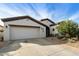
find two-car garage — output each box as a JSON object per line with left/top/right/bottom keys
{"left": 9, "top": 25, "right": 40, "bottom": 40}
{"left": 2, "top": 16, "right": 50, "bottom": 41}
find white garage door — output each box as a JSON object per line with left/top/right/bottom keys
{"left": 10, "top": 26, "right": 40, "bottom": 40}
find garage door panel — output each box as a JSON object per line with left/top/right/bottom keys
{"left": 10, "top": 26, "right": 40, "bottom": 40}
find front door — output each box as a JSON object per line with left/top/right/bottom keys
{"left": 46, "top": 27, "right": 50, "bottom": 37}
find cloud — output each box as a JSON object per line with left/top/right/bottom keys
{"left": 30, "top": 4, "right": 49, "bottom": 19}
{"left": 0, "top": 4, "right": 26, "bottom": 18}
{"left": 0, "top": 4, "right": 42, "bottom": 20}
{"left": 69, "top": 12, "right": 79, "bottom": 20}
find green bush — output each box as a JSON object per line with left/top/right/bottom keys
{"left": 57, "top": 20, "right": 78, "bottom": 41}
{"left": 76, "top": 28, "right": 79, "bottom": 40}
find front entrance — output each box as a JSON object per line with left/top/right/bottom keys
{"left": 46, "top": 27, "right": 50, "bottom": 37}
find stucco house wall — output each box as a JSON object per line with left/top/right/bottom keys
{"left": 50, "top": 25, "right": 59, "bottom": 35}
{"left": 3, "top": 18, "right": 46, "bottom": 41}
{"left": 41, "top": 20, "right": 53, "bottom": 27}
{"left": 41, "top": 19, "right": 56, "bottom": 35}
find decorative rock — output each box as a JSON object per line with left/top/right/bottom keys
{"left": 68, "top": 38, "right": 76, "bottom": 43}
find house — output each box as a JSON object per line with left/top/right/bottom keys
{"left": 40, "top": 18, "right": 56, "bottom": 35}
{"left": 50, "top": 21, "right": 65, "bottom": 35}
{"left": 1, "top": 16, "right": 50, "bottom": 41}
{"left": 0, "top": 25, "right": 4, "bottom": 41}
{"left": 50, "top": 24, "right": 59, "bottom": 35}
{"left": 0, "top": 25, "right": 4, "bottom": 32}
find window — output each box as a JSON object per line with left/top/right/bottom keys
{"left": 52, "top": 28, "right": 55, "bottom": 31}
{"left": 6, "top": 25, "right": 8, "bottom": 28}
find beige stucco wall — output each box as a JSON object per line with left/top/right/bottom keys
{"left": 41, "top": 20, "right": 52, "bottom": 27}
{"left": 41, "top": 20, "right": 53, "bottom": 34}
{"left": 3, "top": 18, "right": 46, "bottom": 41}
{"left": 50, "top": 25, "right": 59, "bottom": 35}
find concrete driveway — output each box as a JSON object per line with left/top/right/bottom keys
{"left": 0, "top": 37, "right": 79, "bottom": 56}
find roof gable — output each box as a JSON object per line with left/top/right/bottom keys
{"left": 50, "top": 24, "right": 56, "bottom": 26}
{"left": 1, "top": 16, "right": 48, "bottom": 27}
{"left": 41, "top": 18, "right": 55, "bottom": 24}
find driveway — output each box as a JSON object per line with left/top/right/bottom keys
{"left": 0, "top": 37, "right": 79, "bottom": 56}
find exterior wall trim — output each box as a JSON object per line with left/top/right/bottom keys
{"left": 41, "top": 18, "right": 55, "bottom": 24}
{"left": 9, "top": 24, "right": 40, "bottom": 28}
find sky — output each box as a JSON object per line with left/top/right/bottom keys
{"left": 0, "top": 3, "right": 79, "bottom": 26}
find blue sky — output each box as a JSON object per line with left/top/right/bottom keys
{"left": 0, "top": 3, "right": 79, "bottom": 25}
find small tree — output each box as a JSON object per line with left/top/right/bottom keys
{"left": 76, "top": 28, "right": 79, "bottom": 39}
{"left": 57, "top": 20, "right": 78, "bottom": 39}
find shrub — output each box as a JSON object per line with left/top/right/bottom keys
{"left": 57, "top": 20, "right": 78, "bottom": 42}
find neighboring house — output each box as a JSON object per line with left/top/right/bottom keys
{"left": 0, "top": 25, "right": 4, "bottom": 41}
{"left": 1, "top": 16, "right": 50, "bottom": 41}
{"left": 0, "top": 25, "right": 4, "bottom": 32}
{"left": 40, "top": 18, "right": 56, "bottom": 35}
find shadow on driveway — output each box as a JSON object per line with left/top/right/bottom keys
{"left": 0, "top": 41, "right": 21, "bottom": 53}
{"left": 23, "top": 37, "right": 68, "bottom": 46}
